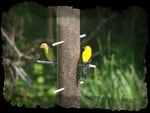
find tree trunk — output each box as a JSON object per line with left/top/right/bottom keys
{"left": 47, "top": 7, "right": 54, "bottom": 43}
{"left": 56, "top": 6, "right": 80, "bottom": 108}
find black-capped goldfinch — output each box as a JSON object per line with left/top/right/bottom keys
{"left": 81, "top": 45, "right": 92, "bottom": 77}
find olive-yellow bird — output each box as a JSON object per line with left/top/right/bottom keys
{"left": 82, "top": 45, "right": 92, "bottom": 76}
{"left": 40, "top": 43, "right": 55, "bottom": 61}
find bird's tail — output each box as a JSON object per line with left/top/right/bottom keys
{"left": 83, "top": 65, "right": 87, "bottom": 75}
{"left": 82, "top": 62, "right": 88, "bottom": 79}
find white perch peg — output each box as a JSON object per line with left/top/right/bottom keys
{"left": 80, "top": 81, "right": 84, "bottom": 84}
{"left": 37, "top": 60, "right": 55, "bottom": 64}
{"left": 54, "top": 88, "right": 65, "bottom": 94}
{"left": 88, "top": 64, "right": 96, "bottom": 68}
{"left": 80, "top": 34, "right": 86, "bottom": 38}
{"left": 52, "top": 41, "right": 64, "bottom": 46}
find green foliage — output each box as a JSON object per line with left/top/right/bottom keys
{"left": 2, "top": 2, "right": 57, "bottom": 108}
{"left": 80, "top": 32, "right": 147, "bottom": 110}
{"left": 33, "top": 64, "right": 43, "bottom": 74}
{"left": 2, "top": 3, "right": 148, "bottom": 110}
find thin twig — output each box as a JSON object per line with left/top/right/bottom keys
{"left": 1, "top": 27, "right": 32, "bottom": 59}
{"left": 3, "top": 57, "right": 44, "bottom": 103}
{"left": 82, "top": 14, "right": 117, "bottom": 45}
{"left": 92, "top": 51, "right": 100, "bottom": 58}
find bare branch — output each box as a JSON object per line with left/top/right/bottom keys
{"left": 12, "top": 63, "right": 32, "bottom": 87}
{"left": 1, "top": 27, "right": 32, "bottom": 59}
{"left": 82, "top": 14, "right": 117, "bottom": 45}
{"left": 1, "top": 27, "right": 23, "bottom": 57}
{"left": 3, "top": 57, "right": 32, "bottom": 88}
{"left": 92, "top": 51, "right": 100, "bottom": 58}
{"left": 2, "top": 57, "right": 18, "bottom": 89}
{"left": 3, "top": 57, "right": 42, "bottom": 101}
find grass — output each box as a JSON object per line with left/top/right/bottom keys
{"left": 80, "top": 32, "right": 148, "bottom": 111}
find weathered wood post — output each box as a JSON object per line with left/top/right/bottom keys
{"left": 56, "top": 6, "right": 80, "bottom": 108}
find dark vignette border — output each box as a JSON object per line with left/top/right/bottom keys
{"left": 0, "top": 0, "right": 150, "bottom": 113}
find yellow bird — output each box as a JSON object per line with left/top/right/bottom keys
{"left": 40, "top": 43, "right": 55, "bottom": 61}
{"left": 82, "top": 45, "right": 92, "bottom": 63}
{"left": 81, "top": 45, "right": 92, "bottom": 77}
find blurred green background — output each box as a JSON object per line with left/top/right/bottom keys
{"left": 2, "top": 2, "right": 148, "bottom": 110}
{"left": 2, "top": 2, "right": 57, "bottom": 108}
{"left": 80, "top": 7, "right": 148, "bottom": 110}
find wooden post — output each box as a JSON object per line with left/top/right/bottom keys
{"left": 56, "top": 6, "right": 80, "bottom": 108}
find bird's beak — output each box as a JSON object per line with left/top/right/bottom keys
{"left": 40, "top": 44, "right": 43, "bottom": 48}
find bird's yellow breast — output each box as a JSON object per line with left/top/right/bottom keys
{"left": 82, "top": 46, "right": 92, "bottom": 63}
{"left": 40, "top": 43, "right": 55, "bottom": 61}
